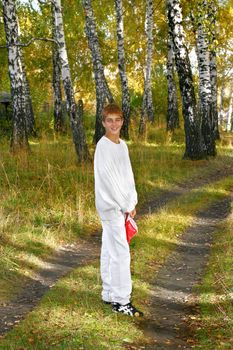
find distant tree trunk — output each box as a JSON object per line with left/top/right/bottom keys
{"left": 210, "top": 50, "right": 219, "bottom": 139}
{"left": 219, "top": 83, "right": 226, "bottom": 127}
{"left": 166, "top": 31, "right": 179, "bottom": 132}
{"left": 53, "top": 0, "right": 90, "bottom": 162}
{"left": 226, "top": 86, "right": 233, "bottom": 132}
{"left": 2, "top": 0, "right": 29, "bottom": 153}
{"left": 23, "top": 73, "right": 35, "bottom": 136}
{"left": 115, "top": 0, "right": 130, "bottom": 140}
{"left": 52, "top": 5, "right": 64, "bottom": 133}
{"left": 196, "top": 1, "right": 216, "bottom": 156}
{"left": 167, "top": 0, "right": 205, "bottom": 160}
{"left": 82, "top": 0, "right": 114, "bottom": 143}
{"left": 208, "top": 0, "right": 220, "bottom": 139}
{"left": 139, "top": 0, "right": 154, "bottom": 136}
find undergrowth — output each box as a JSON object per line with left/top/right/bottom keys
{"left": 0, "top": 126, "right": 233, "bottom": 349}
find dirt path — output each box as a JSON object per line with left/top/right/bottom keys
{"left": 0, "top": 240, "right": 100, "bottom": 334}
{"left": 135, "top": 195, "right": 232, "bottom": 350}
{"left": 0, "top": 164, "right": 233, "bottom": 340}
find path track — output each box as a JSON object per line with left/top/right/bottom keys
{"left": 136, "top": 195, "right": 232, "bottom": 350}
{"left": 0, "top": 164, "right": 233, "bottom": 346}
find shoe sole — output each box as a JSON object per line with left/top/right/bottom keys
{"left": 112, "top": 309, "right": 143, "bottom": 317}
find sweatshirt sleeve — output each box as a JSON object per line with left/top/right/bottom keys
{"left": 94, "top": 141, "right": 137, "bottom": 214}
{"left": 123, "top": 146, "right": 138, "bottom": 212}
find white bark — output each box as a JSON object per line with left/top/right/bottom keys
{"left": 208, "top": 0, "right": 219, "bottom": 139}
{"left": 53, "top": 0, "right": 89, "bottom": 161}
{"left": 115, "top": 0, "right": 130, "bottom": 139}
{"left": 141, "top": 0, "right": 154, "bottom": 129}
{"left": 167, "top": 0, "right": 205, "bottom": 159}
{"left": 82, "top": 0, "right": 114, "bottom": 143}
{"left": 210, "top": 50, "right": 219, "bottom": 136}
{"left": 54, "top": 0, "right": 70, "bottom": 86}
{"left": 17, "top": 17, "right": 35, "bottom": 136}
{"left": 166, "top": 31, "right": 179, "bottom": 131}
{"left": 2, "top": 0, "right": 29, "bottom": 152}
{"left": 52, "top": 4, "right": 63, "bottom": 132}
{"left": 196, "top": 25, "right": 211, "bottom": 111}
{"left": 226, "top": 86, "right": 233, "bottom": 132}
{"left": 218, "top": 83, "right": 226, "bottom": 126}
{"left": 52, "top": 43, "right": 63, "bottom": 132}
{"left": 196, "top": 0, "right": 216, "bottom": 155}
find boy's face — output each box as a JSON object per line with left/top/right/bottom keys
{"left": 102, "top": 113, "right": 123, "bottom": 137}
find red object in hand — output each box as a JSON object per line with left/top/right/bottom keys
{"left": 125, "top": 214, "right": 138, "bottom": 243}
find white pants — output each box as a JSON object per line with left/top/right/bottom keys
{"left": 100, "top": 214, "right": 132, "bottom": 305}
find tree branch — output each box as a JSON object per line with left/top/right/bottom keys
{"left": 38, "top": 0, "right": 55, "bottom": 5}
{"left": 38, "top": 0, "right": 50, "bottom": 4}
{"left": 0, "top": 37, "right": 58, "bottom": 49}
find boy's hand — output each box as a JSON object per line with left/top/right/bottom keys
{"left": 129, "top": 208, "right": 136, "bottom": 218}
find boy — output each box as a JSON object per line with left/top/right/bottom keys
{"left": 94, "top": 103, "right": 143, "bottom": 317}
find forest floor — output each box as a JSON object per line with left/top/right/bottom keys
{"left": 0, "top": 162, "right": 233, "bottom": 349}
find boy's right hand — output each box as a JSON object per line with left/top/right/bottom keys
{"left": 129, "top": 208, "right": 136, "bottom": 218}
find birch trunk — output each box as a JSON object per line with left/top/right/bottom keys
{"left": 208, "top": 0, "right": 219, "bottom": 139}
{"left": 115, "top": 0, "right": 130, "bottom": 140}
{"left": 52, "top": 44, "right": 64, "bottom": 132}
{"left": 210, "top": 50, "right": 219, "bottom": 139}
{"left": 226, "top": 86, "right": 233, "bottom": 132}
{"left": 167, "top": 0, "right": 205, "bottom": 160}
{"left": 139, "top": 0, "right": 154, "bottom": 135}
{"left": 2, "top": 0, "right": 29, "bottom": 153}
{"left": 53, "top": 0, "right": 89, "bottom": 161}
{"left": 23, "top": 73, "right": 35, "bottom": 135}
{"left": 82, "top": 0, "right": 114, "bottom": 143}
{"left": 166, "top": 31, "right": 179, "bottom": 131}
{"left": 17, "top": 19, "right": 35, "bottom": 136}
{"left": 218, "top": 83, "right": 225, "bottom": 127}
{"left": 196, "top": 2, "right": 216, "bottom": 156}
{"left": 52, "top": 5, "right": 64, "bottom": 133}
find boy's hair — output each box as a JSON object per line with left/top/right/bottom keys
{"left": 102, "top": 103, "right": 123, "bottom": 121}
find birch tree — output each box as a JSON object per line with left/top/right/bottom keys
{"left": 167, "top": 0, "right": 205, "bottom": 160}
{"left": 17, "top": 16, "right": 35, "bottom": 137}
{"left": 2, "top": 0, "right": 29, "bottom": 153}
{"left": 226, "top": 85, "right": 233, "bottom": 132}
{"left": 23, "top": 72, "right": 35, "bottom": 135}
{"left": 208, "top": 0, "right": 219, "bottom": 139}
{"left": 166, "top": 31, "right": 179, "bottom": 132}
{"left": 53, "top": 0, "right": 89, "bottom": 161}
{"left": 218, "top": 83, "right": 226, "bottom": 127}
{"left": 210, "top": 50, "right": 219, "bottom": 139}
{"left": 196, "top": 0, "right": 216, "bottom": 156}
{"left": 139, "top": 0, "right": 154, "bottom": 136}
{"left": 82, "top": 0, "right": 114, "bottom": 143}
{"left": 115, "top": 0, "right": 130, "bottom": 140}
{"left": 52, "top": 4, "right": 63, "bottom": 132}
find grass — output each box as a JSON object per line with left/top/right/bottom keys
{"left": 0, "top": 127, "right": 233, "bottom": 348}
{"left": 0, "top": 170, "right": 233, "bottom": 349}
{"left": 191, "top": 212, "right": 233, "bottom": 350}
{"left": 0, "top": 136, "right": 98, "bottom": 299}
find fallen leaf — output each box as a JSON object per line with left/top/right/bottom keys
{"left": 186, "top": 338, "right": 195, "bottom": 344}
{"left": 123, "top": 338, "right": 133, "bottom": 343}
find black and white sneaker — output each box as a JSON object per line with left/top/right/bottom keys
{"left": 112, "top": 302, "right": 143, "bottom": 317}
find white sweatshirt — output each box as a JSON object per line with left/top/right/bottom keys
{"left": 94, "top": 136, "right": 138, "bottom": 220}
